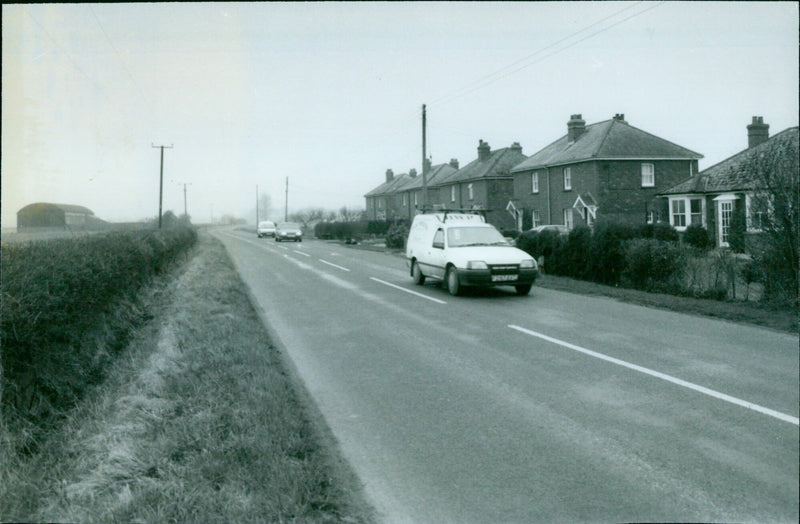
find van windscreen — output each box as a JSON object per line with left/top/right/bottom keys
{"left": 447, "top": 227, "right": 508, "bottom": 247}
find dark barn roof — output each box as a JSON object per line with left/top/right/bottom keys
{"left": 18, "top": 202, "right": 94, "bottom": 215}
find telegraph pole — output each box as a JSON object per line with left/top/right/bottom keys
{"left": 256, "top": 184, "right": 260, "bottom": 224}
{"left": 152, "top": 144, "right": 173, "bottom": 229}
{"left": 183, "top": 183, "right": 188, "bottom": 217}
{"left": 284, "top": 177, "right": 288, "bottom": 221}
{"left": 422, "top": 104, "right": 428, "bottom": 209}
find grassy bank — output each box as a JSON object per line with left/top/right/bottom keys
{"left": 1, "top": 231, "right": 374, "bottom": 522}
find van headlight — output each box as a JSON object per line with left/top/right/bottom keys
{"left": 520, "top": 258, "right": 537, "bottom": 269}
{"left": 467, "top": 261, "right": 488, "bottom": 270}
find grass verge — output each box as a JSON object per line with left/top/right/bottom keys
{"left": 1, "top": 231, "right": 375, "bottom": 522}
{"left": 535, "top": 273, "right": 797, "bottom": 333}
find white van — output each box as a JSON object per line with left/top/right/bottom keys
{"left": 405, "top": 212, "right": 538, "bottom": 296}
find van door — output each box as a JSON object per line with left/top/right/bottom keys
{"left": 428, "top": 228, "right": 447, "bottom": 279}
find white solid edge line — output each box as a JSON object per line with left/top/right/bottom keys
{"left": 293, "top": 250, "right": 311, "bottom": 257}
{"left": 370, "top": 277, "right": 447, "bottom": 305}
{"left": 319, "top": 259, "right": 350, "bottom": 272}
{"left": 508, "top": 324, "right": 799, "bottom": 426}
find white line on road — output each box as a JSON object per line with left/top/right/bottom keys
{"left": 319, "top": 259, "right": 350, "bottom": 272}
{"left": 294, "top": 250, "right": 310, "bottom": 257}
{"left": 370, "top": 277, "right": 447, "bottom": 305}
{"left": 508, "top": 324, "right": 799, "bottom": 426}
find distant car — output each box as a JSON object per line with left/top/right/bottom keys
{"left": 528, "top": 224, "right": 570, "bottom": 235}
{"left": 275, "top": 222, "right": 303, "bottom": 242}
{"left": 257, "top": 221, "right": 276, "bottom": 238}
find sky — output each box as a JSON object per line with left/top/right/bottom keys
{"left": 2, "top": 1, "right": 798, "bottom": 226}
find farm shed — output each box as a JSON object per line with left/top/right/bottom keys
{"left": 17, "top": 203, "right": 100, "bottom": 230}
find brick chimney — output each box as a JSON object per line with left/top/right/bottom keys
{"left": 477, "top": 140, "right": 491, "bottom": 161}
{"left": 409, "top": 168, "right": 417, "bottom": 178}
{"left": 385, "top": 169, "right": 394, "bottom": 183}
{"left": 567, "top": 114, "right": 586, "bottom": 142}
{"left": 449, "top": 158, "right": 459, "bottom": 169}
{"left": 613, "top": 113, "right": 627, "bottom": 123}
{"left": 509, "top": 142, "right": 523, "bottom": 154}
{"left": 747, "top": 116, "right": 769, "bottom": 148}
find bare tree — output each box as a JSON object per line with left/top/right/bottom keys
{"left": 742, "top": 129, "right": 799, "bottom": 306}
{"left": 338, "top": 206, "right": 365, "bottom": 222}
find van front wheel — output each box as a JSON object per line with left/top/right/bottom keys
{"left": 412, "top": 261, "right": 425, "bottom": 285}
{"left": 446, "top": 267, "right": 461, "bottom": 296}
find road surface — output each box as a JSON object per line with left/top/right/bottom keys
{"left": 213, "top": 230, "right": 798, "bottom": 523}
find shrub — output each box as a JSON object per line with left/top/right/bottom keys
{"left": 683, "top": 224, "right": 712, "bottom": 251}
{"left": 564, "top": 226, "right": 592, "bottom": 279}
{"left": 637, "top": 223, "right": 679, "bottom": 242}
{"left": 385, "top": 222, "right": 409, "bottom": 249}
{"left": 588, "top": 221, "right": 636, "bottom": 285}
{"left": 622, "top": 238, "right": 684, "bottom": 292}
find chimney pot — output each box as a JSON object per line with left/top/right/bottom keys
{"left": 747, "top": 116, "right": 769, "bottom": 148}
{"left": 510, "top": 142, "right": 522, "bottom": 153}
{"left": 613, "top": 113, "right": 626, "bottom": 122}
{"left": 449, "top": 158, "right": 459, "bottom": 170}
{"left": 477, "top": 140, "right": 491, "bottom": 161}
{"left": 567, "top": 114, "right": 586, "bottom": 142}
{"left": 385, "top": 169, "right": 394, "bottom": 183}
{"left": 409, "top": 168, "right": 417, "bottom": 178}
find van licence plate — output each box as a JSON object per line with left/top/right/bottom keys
{"left": 492, "top": 274, "right": 518, "bottom": 282}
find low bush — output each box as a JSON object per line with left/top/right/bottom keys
{"left": 683, "top": 224, "right": 712, "bottom": 251}
{"left": 588, "top": 220, "right": 636, "bottom": 285}
{"left": 1, "top": 225, "right": 197, "bottom": 439}
{"left": 637, "top": 222, "right": 679, "bottom": 242}
{"left": 622, "top": 238, "right": 685, "bottom": 292}
{"left": 385, "top": 222, "right": 409, "bottom": 249}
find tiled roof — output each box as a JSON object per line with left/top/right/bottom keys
{"left": 434, "top": 145, "right": 527, "bottom": 186}
{"left": 364, "top": 172, "right": 412, "bottom": 197}
{"left": 660, "top": 126, "right": 799, "bottom": 195}
{"left": 401, "top": 163, "right": 458, "bottom": 191}
{"left": 511, "top": 118, "right": 702, "bottom": 173}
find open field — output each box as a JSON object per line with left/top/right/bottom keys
{"left": 1, "top": 231, "right": 375, "bottom": 522}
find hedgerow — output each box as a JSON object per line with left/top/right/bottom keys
{"left": 1, "top": 225, "right": 197, "bottom": 444}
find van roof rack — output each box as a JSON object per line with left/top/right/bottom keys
{"left": 416, "top": 206, "right": 492, "bottom": 222}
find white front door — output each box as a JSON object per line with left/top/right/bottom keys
{"left": 718, "top": 200, "right": 733, "bottom": 247}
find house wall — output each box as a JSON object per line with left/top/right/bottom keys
{"left": 598, "top": 159, "right": 696, "bottom": 225}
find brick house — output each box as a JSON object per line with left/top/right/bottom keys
{"left": 509, "top": 114, "right": 703, "bottom": 231}
{"left": 429, "top": 140, "right": 527, "bottom": 231}
{"left": 659, "top": 118, "right": 799, "bottom": 248}
{"left": 364, "top": 170, "right": 413, "bottom": 220}
{"left": 364, "top": 161, "right": 460, "bottom": 221}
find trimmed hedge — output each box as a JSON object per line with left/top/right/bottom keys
{"left": 1, "top": 226, "right": 197, "bottom": 434}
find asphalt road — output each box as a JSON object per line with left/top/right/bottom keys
{"left": 213, "top": 229, "right": 799, "bottom": 523}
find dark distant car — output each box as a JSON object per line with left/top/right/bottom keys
{"left": 257, "top": 221, "right": 276, "bottom": 238}
{"left": 528, "top": 224, "right": 570, "bottom": 235}
{"left": 275, "top": 222, "right": 303, "bottom": 242}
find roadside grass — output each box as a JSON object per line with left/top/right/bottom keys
{"left": 1, "top": 232, "right": 375, "bottom": 523}
{"left": 535, "top": 272, "right": 798, "bottom": 333}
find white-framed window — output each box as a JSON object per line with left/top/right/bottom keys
{"left": 414, "top": 192, "right": 418, "bottom": 206}
{"left": 468, "top": 183, "right": 474, "bottom": 200}
{"left": 378, "top": 199, "right": 383, "bottom": 209}
{"left": 450, "top": 185, "right": 456, "bottom": 202}
{"left": 563, "top": 208, "right": 573, "bottom": 229}
{"left": 641, "top": 163, "right": 655, "bottom": 187}
{"left": 532, "top": 210, "right": 540, "bottom": 228}
{"left": 669, "top": 196, "right": 705, "bottom": 231}
{"left": 746, "top": 192, "right": 770, "bottom": 231}
{"left": 647, "top": 210, "right": 657, "bottom": 224}
{"left": 719, "top": 200, "right": 733, "bottom": 246}
{"left": 563, "top": 167, "right": 572, "bottom": 191}
{"left": 531, "top": 172, "right": 539, "bottom": 193}
{"left": 403, "top": 193, "right": 407, "bottom": 206}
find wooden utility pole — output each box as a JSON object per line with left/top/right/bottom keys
{"left": 183, "top": 183, "right": 188, "bottom": 217}
{"left": 422, "top": 104, "right": 428, "bottom": 209}
{"left": 152, "top": 144, "right": 173, "bottom": 229}
{"left": 256, "top": 184, "right": 259, "bottom": 224}
{"left": 284, "top": 177, "right": 289, "bottom": 221}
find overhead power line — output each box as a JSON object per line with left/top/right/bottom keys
{"left": 429, "top": 1, "right": 665, "bottom": 108}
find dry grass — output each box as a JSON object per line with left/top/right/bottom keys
{"left": 1, "top": 232, "right": 374, "bottom": 523}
